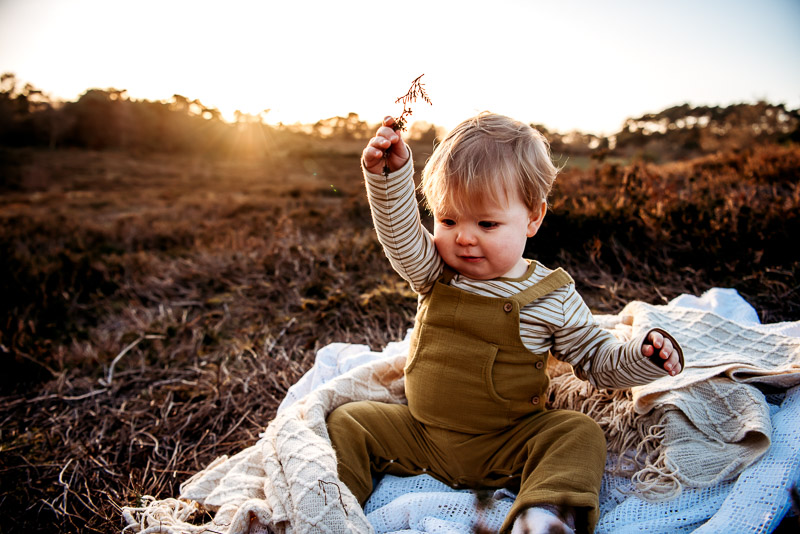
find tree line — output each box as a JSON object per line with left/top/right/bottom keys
{"left": 1, "top": 73, "right": 797, "bottom": 161}
{"left": 536, "top": 102, "right": 799, "bottom": 162}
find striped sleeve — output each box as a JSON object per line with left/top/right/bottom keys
{"left": 548, "top": 285, "right": 673, "bottom": 389}
{"left": 363, "top": 155, "right": 442, "bottom": 295}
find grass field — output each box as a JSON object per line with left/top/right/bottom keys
{"left": 0, "top": 141, "right": 798, "bottom": 532}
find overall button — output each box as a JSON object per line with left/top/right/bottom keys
{"left": 535, "top": 361, "right": 544, "bottom": 370}
{"left": 530, "top": 395, "right": 540, "bottom": 405}
{"left": 503, "top": 302, "right": 513, "bottom": 313}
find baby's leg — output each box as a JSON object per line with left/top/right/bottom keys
{"left": 326, "top": 400, "right": 438, "bottom": 505}
{"left": 503, "top": 409, "right": 606, "bottom": 533}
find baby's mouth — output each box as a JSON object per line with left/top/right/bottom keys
{"left": 459, "top": 255, "right": 484, "bottom": 263}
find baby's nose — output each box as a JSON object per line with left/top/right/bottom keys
{"left": 456, "top": 230, "right": 477, "bottom": 246}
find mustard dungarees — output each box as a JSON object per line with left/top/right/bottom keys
{"left": 327, "top": 267, "right": 607, "bottom": 533}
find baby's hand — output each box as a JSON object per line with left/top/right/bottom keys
{"left": 642, "top": 330, "right": 682, "bottom": 376}
{"left": 362, "top": 116, "right": 410, "bottom": 175}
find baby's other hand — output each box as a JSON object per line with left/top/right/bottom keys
{"left": 362, "top": 116, "right": 409, "bottom": 175}
{"left": 642, "top": 330, "right": 682, "bottom": 376}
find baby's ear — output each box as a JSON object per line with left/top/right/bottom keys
{"left": 526, "top": 201, "right": 547, "bottom": 238}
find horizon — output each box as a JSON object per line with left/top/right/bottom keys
{"left": 3, "top": 73, "right": 794, "bottom": 139}
{"left": 1, "top": 0, "right": 799, "bottom": 136}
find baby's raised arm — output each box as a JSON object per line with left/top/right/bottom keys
{"left": 362, "top": 116, "right": 410, "bottom": 174}
{"left": 360, "top": 116, "right": 443, "bottom": 295}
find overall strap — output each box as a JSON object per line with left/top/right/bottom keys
{"left": 441, "top": 264, "right": 458, "bottom": 285}
{"left": 512, "top": 268, "right": 574, "bottom": 307}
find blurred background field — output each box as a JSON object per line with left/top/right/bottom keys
{"left": 1, "top": 80, "right": 799, "bottom": 532}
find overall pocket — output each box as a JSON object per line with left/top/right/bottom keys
{"left": 488, "top": 349, "right": 549, "bottom": 405}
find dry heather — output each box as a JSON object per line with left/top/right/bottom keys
{"left": 0, "top": 142, "right": 798, "bottom": 532}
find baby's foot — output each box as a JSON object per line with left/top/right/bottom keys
{"left": 511, "top": 506, "right": 575, "bottom": 534}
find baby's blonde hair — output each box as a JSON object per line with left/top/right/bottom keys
{"left": 420, "top": 112, "right": 558, "bottom": 215}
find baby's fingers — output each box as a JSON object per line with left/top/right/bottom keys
{"left": 662, "top": 342, "right": 681, "bottom": 375}
{"left": 664, "top": 352, "right": 682, "bottom": 376}
{"left": 362, "top": 132, "right": 395, "bottom": 167}
{"left": 362, "top": 116, "right": 409, "bottom": 174}
{"left": 643, "top": 331, "right": 682, "bottom": 376}
{"left": 382, "top": 115, "right": 397, "bottom": 129}
{"left": 659, "top": 337, "right": 674, "bottom": 358}
{"left": 362, "top": 144, "right": 384, "bottom": 171}
{"left": 366, "top": 136, "right": 388, "bottom": 157}
{"left": 369, "top": 132, "right": 398, "bottom": 151}
{"left": 376, "top": 125, "right": 400, "bottom": 140}
{"left": 642, "top": 331, "right": 661, "bottom": 357}
{"left": 648, "top": 330, "right": 664, "bottom": 349}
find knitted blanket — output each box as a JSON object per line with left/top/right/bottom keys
{"left": 123, "top": 353, "right": 408, "bottom": 534}
{"left": 549, "top": 298, "right": 800, "bottom": 500}
{"left": 122, "top": 290, "right": 800, "bottom": 533}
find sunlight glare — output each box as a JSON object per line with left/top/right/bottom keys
{"left": 0, "top": 0, "right": 798, "bottom": 134}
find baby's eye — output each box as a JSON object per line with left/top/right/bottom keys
{"left": 440, "top": 218, "right": 456, "bottom": 227}
{"left": 479, "top": 221, "right": 499, "bottom": 229}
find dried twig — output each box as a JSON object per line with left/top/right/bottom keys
{"left": 383, "top": 73, "right": 433, "bottom": 176}
{"left": 392, "top": 73, "right": 432, "bottom": 132}
{"left": 100, "top": 334, "right": 165, "bottom": 387}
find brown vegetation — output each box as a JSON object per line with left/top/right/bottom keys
{"left": 0, "top": 143, "right": 424, "bottom": 532}
{"left": 0, "top": 76, "right": 799, "bottom": 532}
{"left": 1, "top": 139, "right": 797, "bottom": 532}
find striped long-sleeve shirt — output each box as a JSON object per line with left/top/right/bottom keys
{"left": 365, "top": 157, "right": 675, "bottom": 390}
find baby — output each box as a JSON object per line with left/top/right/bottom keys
{"left": 326, "top": 113, "right": 683, "bottom": 533}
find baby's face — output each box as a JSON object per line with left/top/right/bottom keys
{"left": 432, "top": 191, "right": 540, "bottom": 280}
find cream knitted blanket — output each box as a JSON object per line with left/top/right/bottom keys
{"left": 122, "top": 297, "right": 800, "bottom": 533}
{"left": 549, "top": 299, "right": 800, "bottom": 500}
{"left": 123, "top": 353, "right": 408, "bottom": 534}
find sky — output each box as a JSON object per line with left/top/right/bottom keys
{"left": 1, "top": 0, "right": 799, "bottom": 135}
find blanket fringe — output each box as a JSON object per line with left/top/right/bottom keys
{"left": 630, "top": 420, "right": 683, "bottom": 501}
{"left": 547, "top": 373, "right": 677, "bottom": 499}
{"left": 121, "top": 495, "right": 207, "bottom": 533}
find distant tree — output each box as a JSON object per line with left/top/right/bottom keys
{"left": 614, "top": 102, "right": 800, "bottom": 159}
{"left": 311, "top": 113, "right": 370, "bottom": 140}
{"left": 66, "top": 88, "right": 129, "bottom": 149}
{"left": 532, "top": 123, "right": 607, "bottom": 158}
{"left": 170, "top": 94, "right": 191, "bottom": 114}
{"left": 407, "top": 121, "right": 439, "bottom": 146}
{"left": 2, "top": 73, "right": 798, "bottom": 163}
{"left": 0, "top": 73, "right": 26, "bottom": 143}
{"left": 0, "top": 73, "right": 59, "bottom": 146}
